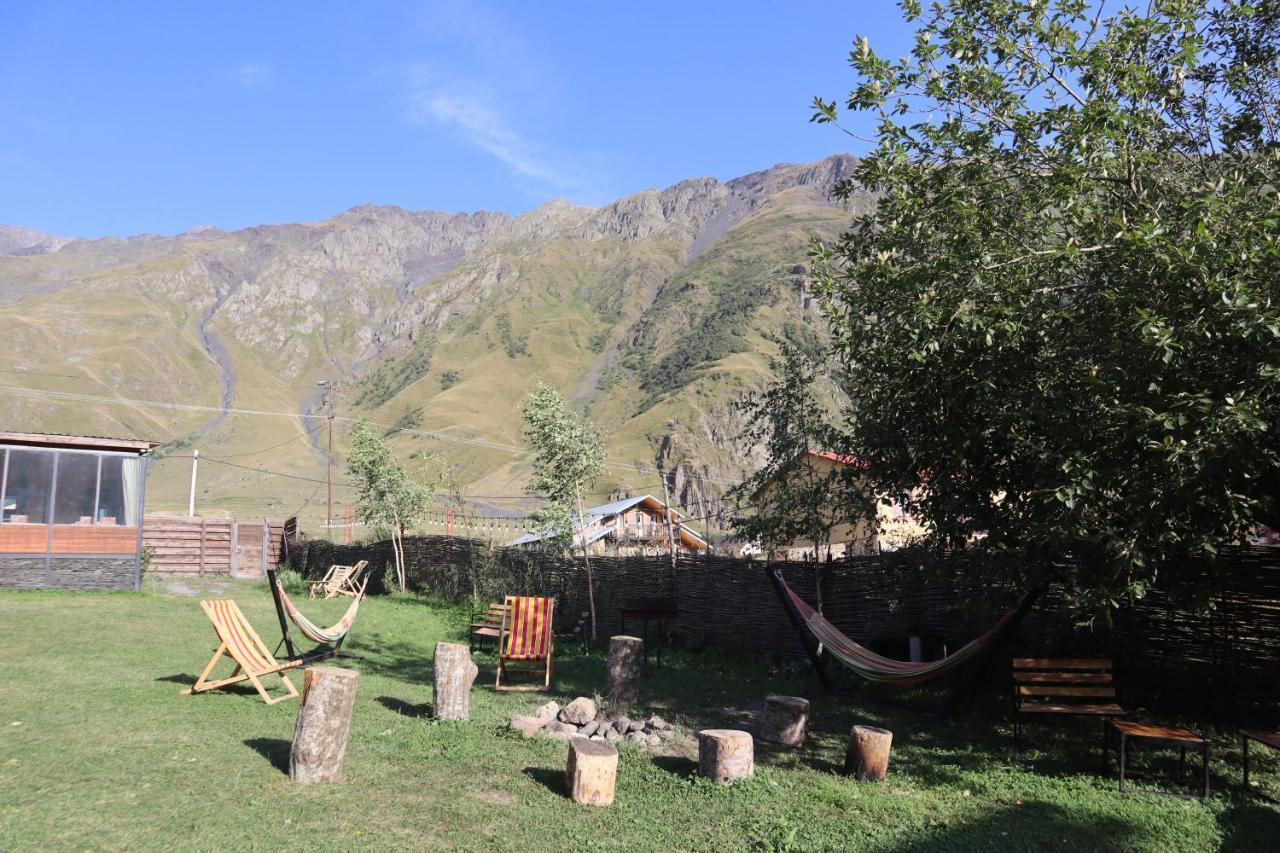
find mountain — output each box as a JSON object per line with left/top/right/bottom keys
{"left": 0, "top": 154, "right": 870, "bottom": 534}
{"left": 0, "top": 225, "right": 73, "bottom": 256}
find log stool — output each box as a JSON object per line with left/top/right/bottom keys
{"left": 606, "top": 635, "right": 644, "bottom": 706}
{"left": 759, "top": 695, "right": 810, "bottom": 747}
{"left": 433, "top": 642, "right": 478, "bottom": 721}
{"left": 698, "top": 729, "right": 754, "bottom": 784}
{"left": 844, "top": 725, "right": 893, "bottom": 781}
{"left": 566, "top": 736, "right": 619, "bottom": 806}
{"left": 290, "top": 667, "right": 359, "bottom": 783}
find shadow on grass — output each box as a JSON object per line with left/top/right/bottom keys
{"left": 1218, "top": 800, "right": 1280, "bottom": 852}
{"left": 886, "top": 799, "right": 1142, "bottom": 852}
{"left": 244, "top": 737, "right": 291, "bottom": 775}
{"left": 521, "top": 766, "right": 564, "bottom": 797}
{"left": 155, "top": 673, "right": 196, "bottom": 685}
{"left": 377, "top": 696, "right": 433, "bottom": 718}
{"left": 650, "top": 754, "right": 697, "bottom": 779}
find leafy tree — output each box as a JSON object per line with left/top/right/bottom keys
{"left": 729, "top": 343, "right": 871, "bottom": 564}
{"left": 812, "top": 0, "right": 1280, "bottom": 609}
{"left": 521, "top": 381, "right": 607, "bottom": 637}
{"left": 347, "top": 422, "right": 443, "bottom": 592}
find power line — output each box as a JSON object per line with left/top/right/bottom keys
{"left": 0, "top": 381, "right": 750, "bottom": 486}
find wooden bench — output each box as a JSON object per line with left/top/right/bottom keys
{"left": 469, "top": 602, "right": 509, "bottom": 652}
{"left": 1012, "top": 658, "right": 1126, "bottom": 743}
{"left": 1241, "top": 729, "right": 1280, "bottom": 791}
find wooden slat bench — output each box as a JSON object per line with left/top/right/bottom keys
{"left": 470, "top": 602, "right": 509, "bottom": 652}
{"left": 1241, "top": 729, "right": 1280, "bottom": 792}
{"left": 1013, "top": 658, "right": 1126, "bottom": 743}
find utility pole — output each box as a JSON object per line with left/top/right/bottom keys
{"left": 317, "top": 379, "right": 335, "bottom": 533}
{"left": 661, "top": 474, "right": 678, "bottom": 571}
{"left": 187, "top": 449, "right": 199, "bottom": 517}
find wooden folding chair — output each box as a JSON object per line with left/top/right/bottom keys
{"left": 182, "top": 599, "right": 301, "bottom": 705}
{"left": 307, "top": 560, "right": 369, "bottom": 599}
{"left": 495, "top": 595, "right": 555, "bottom": 692}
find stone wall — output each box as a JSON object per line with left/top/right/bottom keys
{"left": 0, "top": 557, "right": 138, "bottom": 590}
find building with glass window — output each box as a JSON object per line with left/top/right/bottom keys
{"left": 0, "top": 432, "right": 157, "bottom": 590}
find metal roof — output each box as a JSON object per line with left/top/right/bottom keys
{"left": 0, "top": 431, "right": 160, "bottom": 453}
{"left": 507, "top": 494, "right": 706, "bottom": 548}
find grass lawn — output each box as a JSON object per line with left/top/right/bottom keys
{"left": 1, "top": 582, "right": 1277, "bottom": 851}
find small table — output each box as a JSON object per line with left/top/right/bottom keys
{"left": 619, "top": 597, "right": 678, "bottom": 667}
{"left": 1106, "top": 720, "right": 1209, "bottom": 800}
{"left": 1241, "top": 730, "right": 1280, "bottom": 791}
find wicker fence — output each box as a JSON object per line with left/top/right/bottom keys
{"left": 289, "top": 534, "right": 1280, "bottom": 722}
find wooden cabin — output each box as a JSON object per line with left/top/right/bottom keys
{"left": 0, "top": 432, "right": 157, "bottom": 590}
{"left": 509, "top": 494, "right": 708, "bottom": 556}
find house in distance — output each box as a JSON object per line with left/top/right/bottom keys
{"left": 509, "top": 494, "right": 708, "bottom": 556}
{"left": 0, "top": 432, "right": 158, "bottom": 590}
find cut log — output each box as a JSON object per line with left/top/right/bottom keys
{"left": 844, "top": 725, "right": 893, "bottom": 782}
{"left": 565, "top": 736, "right": 619, "bottom": 806}
{"left": 290, "top": 667, "right": 359, "bottom": 783}
{"left": 759, "top": 695, "right": 810, "bottom": 747}
{"left": 697, "top": 729, "right": 754, "bottom": 784}
{"left": 606, "top": 635, "right": 644, "bottom": 706}
{"left": 432, "top": 642, "right": 479, "bottom": 721}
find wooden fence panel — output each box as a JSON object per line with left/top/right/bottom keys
{"left": 290, "top": 533, "right": 1280, "bottom": 721}
{"left": 143, "top": 516, "right": 285, "bottom": 577}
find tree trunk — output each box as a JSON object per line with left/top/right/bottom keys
{"left": 606, "top": 635, "right": 644, "bottom": 706}
{"left": 697, "top": 729, "right": 754, "bottom": 784}
{"left": 290, "top": 667, "right": 360, "bottom": 783}
{"left": 575, "top": 486, "right": 598, "bottom": 640}
{"left": 759, "top": 695, "right": 810, "bottom": 747}
{"left": 565, "top": 736, "right": 619, "bottom": 806}
{"left": 844, "top": 725, "right": 893, "bottom": 782}
{"left": 432, "top": 642, "right": 479, "bottom": 720}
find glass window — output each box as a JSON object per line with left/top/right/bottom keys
{"left": 4, "top": 449, "right": 54, "bottom": 524}
{"left": 98, "top": 456, "right": 142, "bottom": 526}
{"left": 53, "top": 453, "right": 99, "bottom": 524}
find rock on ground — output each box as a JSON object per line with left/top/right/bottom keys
{"left": 545, "top": 721, "right": 579, "bottom": 740}
{"left": 560, "top": 697, "right": 598, "bottom": 726}
{"left": 511, "top": 716, "right": 547, "bottom": 738}
{"left": 535, "top": 701, "right": 561, "bottom": 722}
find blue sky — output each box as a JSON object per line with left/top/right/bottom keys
{"left": 0, "top": 2, "right": 912, "bottom": 238}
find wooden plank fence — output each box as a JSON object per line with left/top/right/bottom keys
{"left": 143, "top": 515, "right": 284, "bottom": 578}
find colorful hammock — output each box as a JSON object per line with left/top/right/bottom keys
{"left": 773, "top": 569, "right": 1031, "bottom": 687}
{"left": 267, "top": 567, "right": 370, "bottom": 662}
{"left": 274, "top": 579, "right": 365, "bottom": 644}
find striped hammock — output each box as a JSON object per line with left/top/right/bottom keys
{"left": 274, "top": 578, "right": 365, "bottom": 645}
{"left": 776, "top": 572, "right": 1023, "bottom": 686}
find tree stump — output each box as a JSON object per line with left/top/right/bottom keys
{"left": 566, "top": 736, "right": 619, "bottom": 806}
{"left": 844, "top": 725, "right": 893, "bottom": 781}
{"left": 433, "top": 641, "right": 478, "bottom": 721}
{"left": 697, "top": 729, "right": 754, "bottom": 784}
{"left": 290, "top": 667, "right": 359, "bottom": 784}
{"left": 606, "top": 635, "right": 644, "bottom": 705}
{"left": 759, "top": 695, "right": 810, "bottom": 747}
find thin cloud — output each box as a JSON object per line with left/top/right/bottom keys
{"left": 403, "top": 66, "right": 607, "bottom": 199}
{"left": 232, "top": 64, "right": 270, "bottom": 88}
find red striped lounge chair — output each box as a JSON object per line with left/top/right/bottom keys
{"left": 495, "top": 595, "right": 556, "bottom": 692}
{"left": 182, "top": 599, "right": 301, "bottom": 705}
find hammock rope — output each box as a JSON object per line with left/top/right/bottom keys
{"left": 774, "top": 569, "right": 1028, "bottom": 686}
{"left": 273, "top": 578, "right": 366, "bottom": 646}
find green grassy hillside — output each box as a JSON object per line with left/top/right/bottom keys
{"left": 0, "top": 156, "right": 862, "bottom": 536}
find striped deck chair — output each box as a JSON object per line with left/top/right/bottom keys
{"left": 182, "top": 599, "right": 301, "bottom": 705}
{"left": 495, "top": 595, "right": 556, "bottom": 692}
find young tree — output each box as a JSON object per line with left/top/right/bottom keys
{"left": 812, "top": 1, "right": 1280, "bottom": 609}
{"left": 521, "top": 381, "right": 607, "bottom": 638}
{"left": 346, "top": 422, "right": 441, "bottom": 592}
{"left": 729, "top": 343, "right": 872, "bottom": 564}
